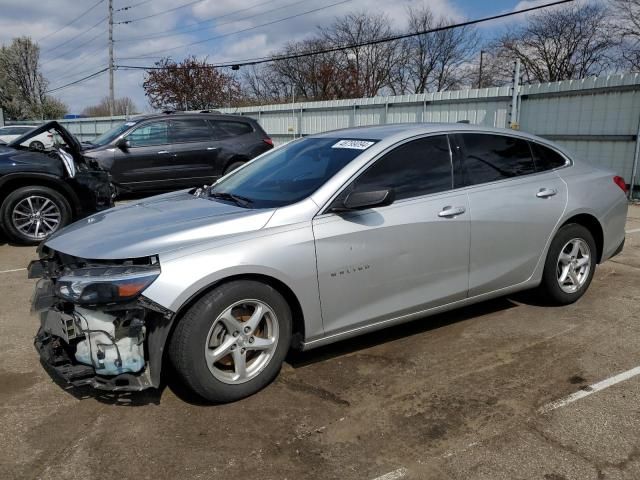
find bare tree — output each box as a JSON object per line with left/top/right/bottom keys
{"left": 611, "top": 0, "right": 640, "bottom": 71}
{"left": 495, "top": 4, "right": 617, "bottom": 83}
{"left": 143, "top": 56, "right": 241, "bottom": 110}
{"left": 392, "top": 7, "right": 478, "bottom": 94}
{"left": 81, "top": 96, "right": 137, "bottom": 117}
{"left": 320, "top": 12, "right": 400, "bottom": 98}
{"left": 0, "top": 37, "right": 67, "bottom": 119}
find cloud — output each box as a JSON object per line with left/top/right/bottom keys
{"left": 1, "top": 0, "right": 468, "bottom": 113}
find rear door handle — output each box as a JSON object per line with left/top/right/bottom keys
{"left": 438, "top": 206, "right": 466, "bottom": 218}
{"left": 206, "top": 147, "right": 218, "bottom": 151}
{"left": 157, "top": 150, "right": 171, "bottom": 154}
{"left": 536, "top": 188, "right": 557, "bottom": 198}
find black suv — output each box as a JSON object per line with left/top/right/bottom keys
{"left": 0, "top": 122, "right": 113, "bottom": 245}
{"left": 81, "top": 111, "right": 273, "bottom": 195}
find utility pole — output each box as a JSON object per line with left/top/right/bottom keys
{"left": 510, "top": 59, "right": 521, "bottom": 130}
{"left": 108, "top": 0, "right": 115, "bottom": 116}
{"left": 478, "top": 50, "right": 485, "bottom": 89}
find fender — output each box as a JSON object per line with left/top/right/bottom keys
{"left": 0, "top": 172, "right": 83, "bottom": 217}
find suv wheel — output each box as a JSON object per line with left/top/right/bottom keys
{"left": 169, "top": 280, "right": 292, "bottom": 403}
{"left": 224, "top": 161, "right": 245, "bottom": 175}
{"left": 539, "top": 223, "right": 597, "bottom": 305}
{"left": 1, "top": 186, "right": 71, "bottom": 245}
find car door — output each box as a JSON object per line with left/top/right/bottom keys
{"left": 167, "top": 118, "right": 220, "bottom": 188}
{"left": 312, "top": 135, "right": 470, "bottom": 336}
{"left": 113, "top": 120, "right": 171, "bottom": 191}
{"left": 453, "top": 132, "right": 568, "bottom": 297}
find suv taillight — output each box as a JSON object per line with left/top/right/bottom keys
{"left": 263, "top": 137, "right": 274, "bottom": 147}
{"left": 613, "top": 176, "right": 627, "bottom": 193}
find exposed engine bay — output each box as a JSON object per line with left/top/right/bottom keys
{"left": 30, "top": 248, "right": 173, "bottom": 391}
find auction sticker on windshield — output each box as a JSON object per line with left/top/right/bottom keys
{"left": 332, "top": 139, "right": 375, "bottom": 150}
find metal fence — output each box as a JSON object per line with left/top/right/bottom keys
{"left": 5, "top": 73, "right": 640, "bottom": 193}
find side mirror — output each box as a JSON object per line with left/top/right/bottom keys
{"left": 333, "top": 188, "right": 395, "bottom": 212}
{"left": 115, "top": 137, "right": 130, "bottom": 151}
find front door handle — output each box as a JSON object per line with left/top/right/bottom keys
{"left": 206, "top": 147, "right": 218, "bottom": 151}
{"left": 157, "top": 150, "right": 171, "bottom": 154}
{"left": 536, "top": 188, "right": 557, "bottom": 198}
{"left": 438, "top": 206, "right": 466, "bottom": 218}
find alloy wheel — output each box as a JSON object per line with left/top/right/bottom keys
{"left": 556, "top": 238, "right": 591, "bottom": 294}
{"left": 205, "top": 299, "right": 279, "bottom": 384}
{"left": 11, "top": 195, "right": 62, "bottom": 240}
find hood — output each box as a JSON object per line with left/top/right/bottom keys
{"left": 44, "top": 190, "right": 276, "bottom": 259}
{"left": 0, "top": 144, "right": 65, "bottom": 174}
{"left": 8, "top": 121, "right": 81, "bottom": 154}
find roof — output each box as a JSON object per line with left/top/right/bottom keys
{"left": 312, "top": 122, "right": 544, "bottom": 142}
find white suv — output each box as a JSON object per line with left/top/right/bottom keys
{"left": 0, "top": 125, "right": 54, "bottom": 150}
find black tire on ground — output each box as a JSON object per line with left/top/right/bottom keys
{"left": 29, "top": 141, "right": 45, "bottom": 151}
{"left": 169, "top": 280, "right": 292, "bottom": 403}
{"left": 539, "top": 223, "right": 597, "bottom": 305}
{"left": 0, "top": 185, "right": 72, "bottom": 245}
{"left": 224, "top": 161, "right": 245, "bottom": 175}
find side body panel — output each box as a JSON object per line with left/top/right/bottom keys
{"left": 465, "top": 171, "right": 568, "bottom": 296}
{"left": 312, "top": 191, "right": 470, "bottom": 336}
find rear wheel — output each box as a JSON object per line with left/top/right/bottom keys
{"left": 0, "top": 186, "right": 71, "bottom": 245}
{"left": 539, "top": 223, "right": 596, "bottom": 305}
{"left": 29, "top": 140, "right": 44, "bottom": 151}
{"left": 169, "top": 280, "right": 292, "bottom": 403}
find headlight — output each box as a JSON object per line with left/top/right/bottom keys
{"left": 55, "top": 265, "right": 160, "bottom": 305}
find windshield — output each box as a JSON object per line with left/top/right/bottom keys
{"left": 90, "top": 121, "right": 136, "bottom": 147}
{"left": 210, "top": 137, "right": 378, "bottom": 208}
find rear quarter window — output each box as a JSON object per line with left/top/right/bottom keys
{"left": 211, "top": 121, "right": 254, "bottom": 139}
{"left": 530, "top": 142, "right": 568, "bottom": 171}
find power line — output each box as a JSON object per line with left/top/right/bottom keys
{"left": 118, "top": 0, "right": 574, "bottom": 70}
{"left": 115, "top": 0, "right": 152, "bottom": 12}
{"left": 119, "top": 0, "right": 354, "bottom": 59}
{"left": 116, "top": 0, "right": 208, "bottom": 24}
{"left": 37, "top": 0, "right": 105, "bottom": 42}
{"left": 41, "top": 28, "right": 107, "bottom": 68}
{"left": 42, "top": 17, "right": 107, "bottom": 55}
{"left": 116, "top": 0, "right": 297, "bottom": 42}
{"left": 45, "top": 68, "right": 109, "bottom": 94}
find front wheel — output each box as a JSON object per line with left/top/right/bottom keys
{"left": 539, "top": 223, "right": 597, "bottom": 305}
{"left": 169, "top": 280, "right": 292, "bottom": 403}
{"left": 0, "top": 186, "right": 72, "bottom": 245}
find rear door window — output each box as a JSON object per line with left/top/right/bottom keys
{"left": 351, "top": 135, "right": 453, "bottom": 200}
{"left": 170, "top": 118, "right": 212, "bottom": 143}
{"left": 459, "top": 133, "right": 536, "bottom": 186}
{"left": 210, "top": 121, "right": 254, "bottom": 139}
{"left": 530, "top": 142, "right": 567, "bottom": 171}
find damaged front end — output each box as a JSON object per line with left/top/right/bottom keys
{"left": 29, "top": 247, "right": 173, "bottom": 392}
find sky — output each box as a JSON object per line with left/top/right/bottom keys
{"left": 0, "top": 0, "right": 561, "bottom": 114}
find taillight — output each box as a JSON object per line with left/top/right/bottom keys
{"left": 47, "top": 134, "right": 53, "bottom": 138}
{"left": 613, "top": 176, "right": 628, "bottom": 193}
{"left": 263, "top": 137, "right": 274, "bottom": 147}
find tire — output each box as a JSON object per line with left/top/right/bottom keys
{"left": 539, "top": 223, "right": 597, "bottom": 305}
{"left": 169, "top": 280, "right": 292, "bottom": 403}
{"left": 224, "top": 161, "right": 245, "bottom": 175}
{"left": 29, "top": 141, "right": 44, "bottom": 151}
{"left": 0, "top": 186, "right": 72, "bottom": 245}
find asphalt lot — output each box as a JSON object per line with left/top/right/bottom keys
{"left": 1, "top": 205, "right": 640, "bottom": 480}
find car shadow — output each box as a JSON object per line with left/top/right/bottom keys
{"left": 286, "top": 295, "right": 521, "bottom": 369}
{"left": 42, "top": 291, "right": 548, "bottom": 406}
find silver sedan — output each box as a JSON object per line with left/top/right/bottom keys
{"left": 31, "top": 123, "right": 629, "bottom": 402}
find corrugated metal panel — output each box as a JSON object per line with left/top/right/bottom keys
{"left": 6, "top": 74, "right": 640, "bottom": 185}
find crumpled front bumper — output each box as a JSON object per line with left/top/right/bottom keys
{"left": 34, "top": 313, "right": 153, "bottom": 392}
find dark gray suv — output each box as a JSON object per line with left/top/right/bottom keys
{"left": 82, "top": 111, "right": 273, "bottom": 195}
